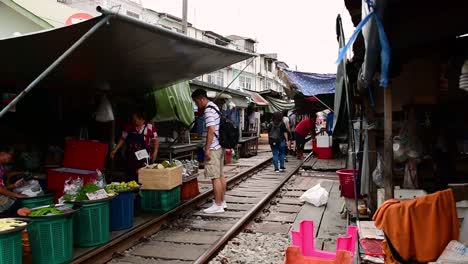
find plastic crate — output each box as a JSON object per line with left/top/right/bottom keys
{"left": 73, "top": 201, "right": 110, "bottom": 247}
{"left": 20, "top": 194, "right": 54, "bottom": 209}
{"left": 181, "top": 178, "right": 200, "bottom": 201}
{"left": 0, "top": 231, "right": 22, "bottom": 264}
{"left": 110, "top": 191, "right": 135, "bottom": 231}
{"left": 336, "top": 169, "right": 357, "bottom": 199}
{"left": 141, "top": 187, "right": 181, "bottom": 213}
{"left": 28, "top": 216, "right": 74, "bottom": 264}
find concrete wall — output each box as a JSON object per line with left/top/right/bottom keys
{"left": 0, "top": 2, "right": 43, "bottom": 39}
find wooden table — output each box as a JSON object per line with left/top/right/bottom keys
{"left": 237, "top": 137, "right": 259, "bottom": 158}
{"left": 158, "top": 143, "right": 198, "bottom": 162}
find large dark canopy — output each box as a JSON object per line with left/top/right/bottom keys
{"left": 0, "top": 8, "right": 253, "bottom": 94}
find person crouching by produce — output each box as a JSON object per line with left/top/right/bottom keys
{"left": 0, "top": 145, "right": 27, "bottom": 217}
{"left": 111, "top": 110, "right": 160, "bottom": 181}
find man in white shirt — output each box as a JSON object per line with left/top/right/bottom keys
{"left": 192, "top": 89, "right": 226, "bottom": 214}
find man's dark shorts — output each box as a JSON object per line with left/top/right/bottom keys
{"left": 296, "top": 133, "right": 306, "bottom": 150}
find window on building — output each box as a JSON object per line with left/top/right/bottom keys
{"left": 266, "top": 81, "right": 272, "bottom": 90}
{"left": 239, "top": 76, "right": 252, "bottom": 90}
{"left": 126, "top": 10, "right": 140, "bottom": 19}
{"left": 208, "top": 71, "right": 224, "bottom": 86}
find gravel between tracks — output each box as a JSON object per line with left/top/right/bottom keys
{"left": 209, "top": 232, "right": 289, "bottom": 264}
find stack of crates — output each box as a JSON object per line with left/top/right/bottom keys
{"left": 138, "top": 165, "right": 182, "bottom": 213}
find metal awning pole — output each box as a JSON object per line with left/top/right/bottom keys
{"left": 0, "top": 16, "right": 110, "bottom": 119}
{"left": 310, "top": 94, "right": 334, "bottom": 112}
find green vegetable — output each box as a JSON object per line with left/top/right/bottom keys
{"left": 76, "top": 183, "right": 101, "bottom": 201}
{"left": 30, "top": 206, "right": 63, "bottom": 216}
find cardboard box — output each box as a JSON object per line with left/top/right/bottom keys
{"left": 138, "top": 165, "right": 182, "bottom": 190}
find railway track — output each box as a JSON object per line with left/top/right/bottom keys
{"left": 72, "top": 153, "right": 311, "bottom": 264}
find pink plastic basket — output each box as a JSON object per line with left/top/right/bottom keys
{"left": 336, "top": 169, "right": 357, "bottom": 199}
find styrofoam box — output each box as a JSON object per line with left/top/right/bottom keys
{"left": 377, "top": 187, "right": 428, "bottom": 208}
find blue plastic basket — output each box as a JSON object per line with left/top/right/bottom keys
{"left": 110, "top": 191, "right": 135, "bottom": 231}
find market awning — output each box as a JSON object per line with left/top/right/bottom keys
{"left": 281, "top": 69, "right": 336, "bottom": 96}
{"left": 265, "top": 96, "right": 294, "bottom": 114}
{"left": 0, "top": 7, "right": 253, "bottom": 95}
{"left": 245, "top": 90, "right": 269, "bottom": 106}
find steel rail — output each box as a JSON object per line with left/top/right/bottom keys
{"left": 194, "top": 152, "right": 314, "bottom": 264}
{"left": 71, "top": 156, "right": 273, "bottom": 264}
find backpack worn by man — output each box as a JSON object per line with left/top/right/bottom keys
{"left": 268, "top": 122, "right": 282, "bottom": 146}
{"left": 206, "top": 106, "right": 239, "bottom": 149}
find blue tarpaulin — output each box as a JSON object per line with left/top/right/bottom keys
{"left": 282, "top": 69, "right": 336, "bottom": 96}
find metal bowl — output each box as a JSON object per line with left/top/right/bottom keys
{"left": 0, "top": 218, "right": 30, "bottom": 236}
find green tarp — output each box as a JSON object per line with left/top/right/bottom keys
{"left": 148, "top": 81, "right": 195, "bottom": 127}
{"left": 265, "top": 96, "right": 295, "bottom": 114}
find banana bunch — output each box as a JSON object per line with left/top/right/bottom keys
{"left": 105, "top": 181, "right": 140, "bottom": 192}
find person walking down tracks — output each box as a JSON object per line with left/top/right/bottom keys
{"left": 192, "top": 89, "right": 227, "bottom": 214}
{"left": 268, "top": 112, "right": 289, "bottom": 173}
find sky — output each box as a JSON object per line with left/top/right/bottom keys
{"left": 141, "top": 0, "right": 355, "bottom": 74}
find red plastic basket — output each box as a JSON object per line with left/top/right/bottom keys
{"left": 181, "top": 178, "right": 200, "bottom": 201}
{"left": 336, "top": 169, "right": 357, "bottom": 199}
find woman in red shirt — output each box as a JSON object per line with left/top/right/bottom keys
{"left": 111, "top": 110, "right": 160, "bottom": 181}
{"left": 294, "top": 117, "right": 316, "bottom": 159}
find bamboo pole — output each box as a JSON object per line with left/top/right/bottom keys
{"left": 384, "top": 87, "right": 394, "bottom": 200}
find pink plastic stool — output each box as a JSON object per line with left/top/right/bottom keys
{"left": 291, "top": 220, "right": 358, "bottom": 259}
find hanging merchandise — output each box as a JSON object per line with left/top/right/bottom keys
{"left": 95, "top": 95, "right": 114, "bottom": 122}
{"left": 459, "top": 60, "right": 468, "bottom": 92}
{"left": 372, "top": 153, "right": 384, "bottom": 188}
{"left": 403, "top": 159, "right": 419, "bottom": 189}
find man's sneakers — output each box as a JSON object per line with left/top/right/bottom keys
{"left": 203, "top": 202, "right": 225, "bottom": 214}
{"left": 275, "top": 169, "right": 280, "bottom": 173}
{"left": 280, "top": 167, "right": 286, "bottom": 172}
{"left": 204, "top": 200, "right": 227, "bottom": 214}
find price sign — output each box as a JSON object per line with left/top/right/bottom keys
{"left": 135, "top": 149, "right": 150, "bottom": 161}
{"left": 86, "top": 189, "right": 108, "bottom": 200}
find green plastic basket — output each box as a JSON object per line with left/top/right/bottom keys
{"left": 20, "top": 194, "right": 54, "bottom": 209}
{"left": 28, "top": 216, "right": 74, "bottom": 264}
{"left": 140, "top": 187, "right": 181, "bottom": 214}
{"left": 73, "top": 201, "right": 110, "bottom": 247}
{"left": 0, "top": 231, "right": 22, "bottom": 264}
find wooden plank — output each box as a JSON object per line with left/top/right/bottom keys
{"left": 180, "top": 220, "right": 236, "bottom": 231}
{"left": 193, "top": 210, "right": 244, "bottom": 219}
{"left": 252, "top": 222, "right": 291, "bottom": 234}
{"left": 110, "top": 255, "right": 191, "bottom": 264}
{"left": 284, "top": 191, "right": 304, "bottom": 197}
{"left": 263, "top": 212, "right": 297, "bottom": 223}
{"left": 317, "top": 182, "right": 347, "bottom": 248}
{"left": 276, "top": 205, "right": 302, "bottom": 213}
{"left": 152, "top": 230, "right": 222, "bottom": 244}
{"left": 225, "top": 195, "right": 261, "bottom": 204}
{"left": 278, "top": 198, "right": 304, "bottom": 206}
{"left": 226, "top": 190, "right": 267, "bottom": 197}
{"left": 132, "top": 241, "right": 209, "bottom": 261}
{"left": 200, "top": 203, "right": 253, "bottom": 211}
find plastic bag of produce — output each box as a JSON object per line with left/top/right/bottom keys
{"left": 94, "top": 170, "right": 106, "bottom": 188}
{"left": 59, "top": 178, "right": 83, "bottom": 203}
{"left": 299, "top": 184, "right": 329, "bottom": 207}
{"left": 14, "top": 180, "right": 43, "bottom": 197}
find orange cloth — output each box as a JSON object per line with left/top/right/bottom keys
{"left": 373, "top": 189, "right": 459, "bottom": 263}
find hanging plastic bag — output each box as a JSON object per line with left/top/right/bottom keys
{"left": 14, "top": 180, "right": 43, "bottom": 197}
{"left": 299, "top": 183, "right": 329, "bottom": 207}
{"left": 95, "top": 95, "right": 114, "bottom": 122}
{"left": 372, "top": 153, "right": 384, "bottom": 188}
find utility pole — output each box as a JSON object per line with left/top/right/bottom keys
{"left": 182, "top": 0, "right": 188, "bottom": 35}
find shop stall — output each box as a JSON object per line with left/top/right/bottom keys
{"left": 336, "top": 0, "right": 468, "bottom": 262}
{"left": 0, "top": 6, "right": 253, "bottom": 263}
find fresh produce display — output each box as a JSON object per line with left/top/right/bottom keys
{"left": 64, "top": 183, "right": 115, "bottom": 202}
{"left": 0, "top": 219, "right": 27, "bottom": 232}
{"left": 105, "top": 181, "right": 139, "bottom": 192}
{"left": 29, "top": 205, "right": 63, "bottom": 216}
{"left": 146, "top": 160, "right": 178, "bottom": 169}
